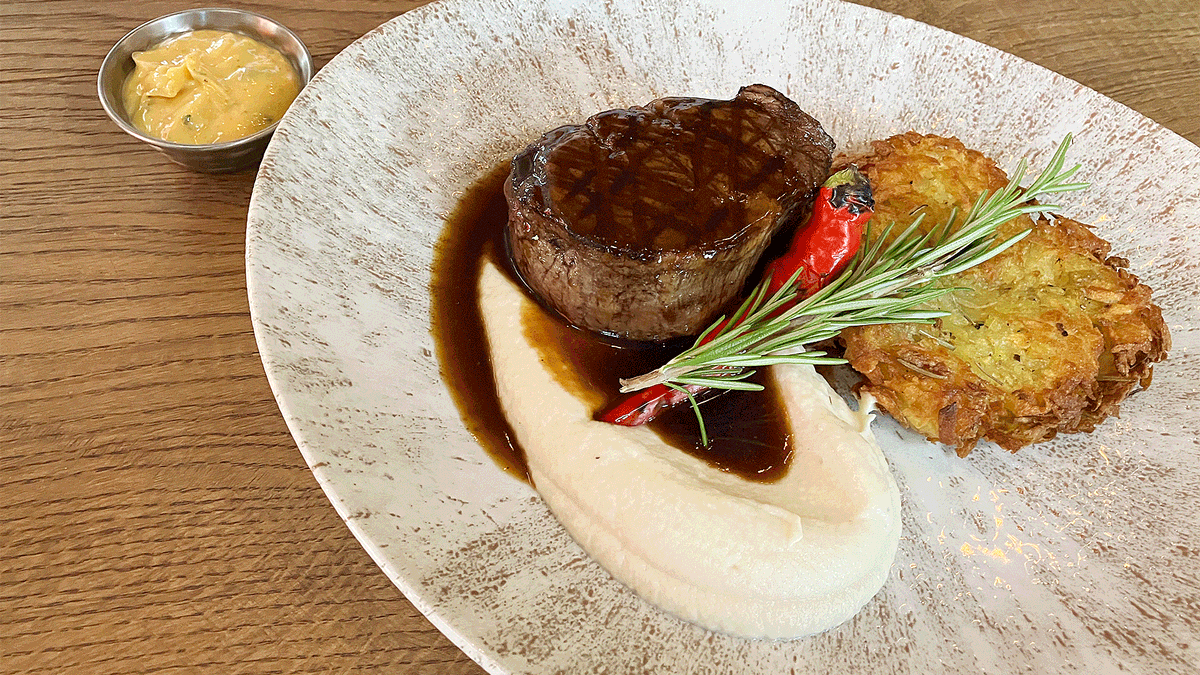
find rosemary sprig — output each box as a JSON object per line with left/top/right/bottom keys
{"left": 619, "top": 135, "right": 1087, "bottom": 407}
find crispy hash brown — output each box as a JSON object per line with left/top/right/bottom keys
{"left": 839, "top": 133, "right": 1169, "bottom": 455}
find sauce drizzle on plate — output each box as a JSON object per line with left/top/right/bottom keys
{"left": 431, "top": 165, "right": 795, "bottom": 483}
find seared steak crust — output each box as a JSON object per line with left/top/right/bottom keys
{"left": 505, "top": 84, "right": 833, "bottom": 340}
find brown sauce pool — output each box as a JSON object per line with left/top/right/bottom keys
{"left": 430, "top": 164, "right": 794, "bottom": 484}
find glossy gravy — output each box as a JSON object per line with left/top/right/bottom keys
{"left": 430, "top": 165, "right": 794, "bottom": 483}
{"left": 516, "top": 96, "right": 801, "bottom": 255}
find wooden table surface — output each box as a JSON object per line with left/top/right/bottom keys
{"left": 3, "top": 1, "right": 1197, "bottom": 672}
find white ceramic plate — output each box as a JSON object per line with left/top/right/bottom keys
{"left": 246, "top": 0, "right": 1200, "bottom": 672}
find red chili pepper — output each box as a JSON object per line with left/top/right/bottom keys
{"left": 762, "top": 166, "right": 874, "bottom": 298}
{"left": 598, "top": 167, "right": 874, "bottom": 427}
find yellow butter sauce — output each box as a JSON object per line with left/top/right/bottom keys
{"left": 121, "top": 30, "right": 301, "bottom": 145}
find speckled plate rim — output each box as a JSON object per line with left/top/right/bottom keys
{"left": 245, "top": 0, "right": 1200, "bottom": 673}
{"left": 245, "top": 3, "right": 508, "bottom": 668}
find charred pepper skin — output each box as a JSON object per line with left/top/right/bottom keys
{"left": 763, "top": 166, "right": 875, "bottom": 299}
{"left": 598, "top": 167, "right": 874, "bottom": 427}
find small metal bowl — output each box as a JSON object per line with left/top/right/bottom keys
{"left": 98, "top": 8, "right": 314, "bottom": 173}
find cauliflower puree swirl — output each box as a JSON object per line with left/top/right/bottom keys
{"left": 478, "top": 260, "right": 901, "bottom": 639}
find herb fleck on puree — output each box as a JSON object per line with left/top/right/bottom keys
{"left": 122, "top": 30, "right": 300, "bottom": 144}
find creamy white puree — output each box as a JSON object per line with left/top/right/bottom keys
{"left": 478, "top": 261, "right": 900, "bottom": 639}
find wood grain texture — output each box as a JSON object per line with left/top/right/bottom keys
{"left": 1, "top": 1, "right": 1196, "bottom": 674}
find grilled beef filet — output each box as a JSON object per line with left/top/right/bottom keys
{"left": 504, "top": 84, "right": 834, "bottom": 341}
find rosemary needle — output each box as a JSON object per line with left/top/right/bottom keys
{"left": 618, "top": 135, "right": 1088, "bottom": 424}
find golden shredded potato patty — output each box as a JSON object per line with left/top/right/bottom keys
{"left": 839, "top": 133, "right": 1169, "bottom": 455}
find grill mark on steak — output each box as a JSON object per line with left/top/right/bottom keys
{"left": 506, "top": 84, "right": 833, "bottom": 341}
